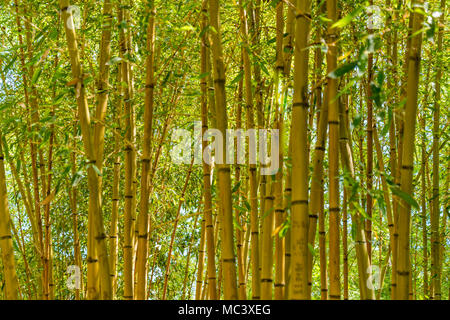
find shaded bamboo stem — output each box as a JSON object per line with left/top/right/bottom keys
{"left": 162, "top": 159, "right": 194, "bottom": 299}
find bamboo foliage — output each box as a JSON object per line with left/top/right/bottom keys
{"left": 162, "top": 159, "right": 194, "bottom": 300}
{"left": 135, "top": 0, "right": 156, "bottom": 300}
{"left": 396, "top": 0, "right": 425, "bottom": 300}
{"left": 0, "top": 0, "right": 447, "bottom": 302}
{"left": 58, "top": 0, "right": 112, "bottom": 299}
{"left": 208, "top": 0, "right": 238, "bottom": 300}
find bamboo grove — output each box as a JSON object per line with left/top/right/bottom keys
{"left": 0, "top": 0, "right": 448, "bottom": 300}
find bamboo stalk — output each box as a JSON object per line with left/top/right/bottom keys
{"left": 209, "top": 0, "right": 239, "bottom": 300}
{"left": 235, "top": 54, "right": 246, "bottom": 300}
{"left": 59, "top": 0, "right": 112, "bottom": 299}
{"left": 288, "top": 0, "right": 311, "bottom": 300}
{"left": 306, "top": 0, "right": 326, "bottom": 298}
{"left": 238, "top": 0, "right": 260, "bottom": 300}
{"left": 338, "top": 94, "right": 375, "bottom": 300}
{"left": 430, "top": 0, "right": 445, "bottom": 300}
{"left": 162, "top": 159, "right": 194, "bottom": 299}
{"left": 14, "top": 1, "right": 44, "bottom": 298}
{"left": 109, "top": 69, "right": 122, "bottom": 299}
{"left": 200, "top": 0, "right": 218, "bottom": 299}
{"left": 396, "top": 0, "right": 424, "bottom": 299}
{"left": 117, "top": 1, "right": 136, "bottom": 300}
{"left": 195, "top": 213, "right": 206, "bottom": 300}
{"left": 182, "top": 215, "right": 200, "bottom": 299}
{"left": 135, "top": 0, "right": 156, "bottom": 300}
{"left": 343, "top": 187, "right": 348, "bottom": 300}
{"left": 273, "top": 0, "right": 285, "bottom": 301}
{"left": 365, "top": 0, "right": 375, "bottom": 262}
{"left": 326, "top": 0, "right": 341, "bottom": 300}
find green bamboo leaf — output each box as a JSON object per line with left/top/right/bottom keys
{"left": 106, "top": 56, "right": 122, "bottom": 65}
{"left": 328, "top": 61, "right": 357, "bottom": 79}
{"left": 263, "top": 207, "right": 275, "bottom": 219}
{"left": 308, "top": 243, "right": 316, "bottom": 256}
{"left": 331, "top": 7, "right": 363, "bottom": 29}
{"left": 279, "top": 219, "right": 290, "bottom": 238}
{"left": 259, "top": 61, "right": 270, "bottom": 76}
{"left": 233, "top": 215, "right": 244, "bottom": 232}
{"left": 233, "top": 204, "right": 247, "bottom": 213}
{"left": 319, "top": 16, "right": 332, "bottom": 23}
{"left": 89, "top": 163, "right": 102, "bottom": 177}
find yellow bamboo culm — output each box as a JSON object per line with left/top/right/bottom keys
{"left": 198, "top": 0, "right": 218, "bottom": 300}
{"left": 195, "top": 214, "right": 206, "bottom": 300}
{"left": 365, "top": 0, "right": 375, "bottom": 263}
{"left": 13, "top": 0, "right": 45, "bottom": 300}
{"left": 234, "top": 54, "right": 246, "bottom": 300}
{"left": 396, "top": 0, "right": 424, "bottom": 300}
{"left": 135, "top": 0, "right": 156, "bottom": 300}
{"left": 0, "top": 136, "right": 19, "bottom": 300}
{"left": 430, "top": 0, "right": 445, "bottom": 301}
{"left": 288, "top": 0, "right": 311, "bottom": 301}
{"left": 307, "top": 0, "right": 326, "bottom": 299}
{"left": 282, "top": 4, "right": 295, "bottom": 298}
{"left": 238, "top": 0, "right": 260, "bottom": 300}
{"left": 92, "top": 0, "right": 113, "bottom": 300}
{"left": 59, "top": 0, "right": 113, "bottom": 300}
{"left": 273, "top": 1, "right": 285, "bottom": 301}
{"left": 326, "top": 0, "right": 341, "bottom": 300}
{"left": 338, "top": 94, "right": 375, "bottom": 300}
{"left": 117, "top": 1, "right": 136, "bottom": 300}
{"left": 208, "top": 0, "right": 238, "bottom": 300}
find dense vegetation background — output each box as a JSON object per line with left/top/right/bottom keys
{"left": 0, "top": 0, "right": 448, "bottom": 300}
